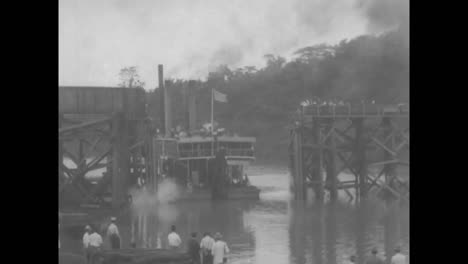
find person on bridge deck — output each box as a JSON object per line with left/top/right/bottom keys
{"left": 187, "top": 232, "right": 201, "bottom": 264}
{"left": 211, "top": 232, "right": 229, "bottom": 264}
{"left": 391, "top": 246, "right": 407, "bottom": 264}
{"left": 107, "top": 217, "right": 121, "bottom": 249}
{"left": 88, "top": 226, "right": 103, "bottom": 264}
{"left": 200, "top": 232, "right": 215, "bottom": 264}
{"left": 365, "top": 248, "right": 385, "bottom": 264}
{"left": 168, "top": 225, "right": 182, "bottom": 250}
{"left": 83, "top": 225, "right": 92, "bottom": 263}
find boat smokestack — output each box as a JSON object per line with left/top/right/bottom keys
{"left": 158, "top": 64, "right": 166, "bottom": 135}
{"left": 187, "top": 81, "right": 197, "bottom": 132}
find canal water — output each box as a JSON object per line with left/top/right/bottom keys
{"left": 60, "top": 167, "right": 409, "bottom": 264}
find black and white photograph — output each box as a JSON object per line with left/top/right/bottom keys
{"left": 59, "top": 1, "right": 409, "bottom": 263}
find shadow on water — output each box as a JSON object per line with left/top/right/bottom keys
{"left": 287, "top": 199, "right": 408, "bottom": 264}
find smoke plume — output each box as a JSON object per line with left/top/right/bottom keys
{"left": 59, "top": 0, "right": 408, "bottom": 88}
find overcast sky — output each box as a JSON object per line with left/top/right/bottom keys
{"left": 59, "top": 0, "right": 408, "bottom": 89}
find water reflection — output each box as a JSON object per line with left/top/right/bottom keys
{"left": 60, "top": 172, "right": 409, "bottom": 264}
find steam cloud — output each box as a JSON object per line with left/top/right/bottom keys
{"left": 129, "top": 178, "right": 181, "bottom": 212}
{"left": 59, "top": 0, "right": 408, "bottom": 88}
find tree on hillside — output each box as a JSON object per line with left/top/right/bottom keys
{"left": 118, "top": 66, "right": 145, "bottom": 88}
{"left": 293, "top": 43, "right": 336, "bottom": 63}
{"left": 263, "top": 54, "right": 286, "bottom": 72}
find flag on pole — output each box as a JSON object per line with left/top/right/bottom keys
{"left": 213, "top": 89, "right": 227, "bottom": 103}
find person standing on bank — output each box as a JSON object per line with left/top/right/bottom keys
{"left": 391, "top": 246, "right": 407, "bottom": 264}
{"left": 187, "top": 232, "right": 201, "bottom": 264}
{"left": 365, "top": 248, "right": 385, "bottom": 264}
{"left": 88, "top": 226, "right": 103, "bottom": 264}
{"left": 83, "top": 225, "right": 92, "bottom": 264}
{"left": 106, "top": 217, "right": 121, "bottom": 249}
{"left": 200, "top": 232, "right": 215, "bottom": 264}
{"left": 211, "top": 232, "right": 229, "bottom": 264}
{"left": 168, "top": 225, "right": 182, "bottom": 250}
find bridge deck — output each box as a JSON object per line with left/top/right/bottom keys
{"left": 300, "top": 104, "right": 409, "bottom": 118}
{"left": 59, "top": 86, "right": 146, "bottom": 120}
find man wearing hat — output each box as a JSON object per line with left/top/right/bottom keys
{"left": 200, "top": 232, "right": 215, "bottom": 264}
{"left": 88, "top": 226, "right": 103, "bottom": 264}
{"left": 391, "top": 246, "right": 406, "bottom": 264}
{"left": 365, "top": 248, "right": 385, "bottom": 264}
{"left": 83, "top": 225, "right": 92, "bottom": 263}
{"left": 106, "top": 217, "right": 121, "bottom": 249}
{"left": 168, "top": 225, "right": 182, "bottom": 250}
{"left": 211, "top": 232, "right": 229, "bottom": 264}
{"left": 187, "top": 232, "right": 201, "bottom": 264}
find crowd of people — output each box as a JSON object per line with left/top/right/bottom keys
{"left": 344, "top": 247, "right": 407, "bottom": 264}
{"left": 80, "top": 217, "right": 121, "bottom": 264}
{"left": 76, "top": 219, "right": 229, "bottom": 264}
{"left": 66, "top": 217, "right": 406, "bottom": 264}
{"left": 165, "top": 225, "right": 230, "bottom": 264}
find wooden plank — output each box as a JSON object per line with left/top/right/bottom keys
{"left": 325, "top": 122, "right": 337, "bottom": 201}
{"left": 371, "top": 137, "right": 397, "bottom": 156}
{"left": 368, "top": 160, "right": 400, "bottom": 167}
{"left": 85, "top": 148, "right": 112, "bottom": 173}
{"left": 59, "top": 117, "right": 111, "bottom": 134}
{"left": 129, "top": 141, "right": 144, "bottom": 151}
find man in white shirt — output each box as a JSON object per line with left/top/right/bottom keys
{"left": 106, "top": 217, "right": 121, "bottom": 249}
{"left": 391, "top": 247, "right": 407, "bottom": 264}
{"left": 211, "top": 232, "right": 229, "bottom": 264}
{"left": 200, "top": 232, "right": 215, "bottom": 264}
{"left": 168, "top": 225, "right": 182, "bottom": 250}
{"left": 83, "top": 225, "right": 92, "bottom": 263}
{"left": 88, "top": 227, "right": 103, "bottom": 264}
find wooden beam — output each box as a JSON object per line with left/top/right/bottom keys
{"left": 85, "top": 148, "right": 112, "bottom": 172}
{"left": 368, "top": 160, "right": 400, "bottom": 167}
{"left": 59, "top": 117, "right": 111, "bottom": 134}
{"left": 367, "top": 170, "right": 386, "bottom": 191}
{"left": 371, "top": 137, "right": 397, "bottom": 156}
{"left": 129, "top": 140, "right": 144, "bottom": 151}
{"left": 376, "top": 181, "right": 409, "bottom": 202}
{"left": 336, "top": 152, "right": 359, "bottom": 179}
{"left": 334, "top": 127, "right": 354, "bottom": 144}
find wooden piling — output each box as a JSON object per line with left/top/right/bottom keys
{"left": 294, "top": 127, "right": 305, "bottom": 200}
{"left": 312, "top": 118, "right": 323, "bottom": 202}
{"left": 59, "top": 114, "right": 63, "bottom": 181}
{"left": 112, "top": 112, "right": 129, "bottom": 208}
{"left": 325, "top": 120, "right": 337, "bottom": 202}
{"left": 354, "top": 118, "right": 368, "bottom": 201}
{"left": 78, "top": 139, "right": 84, "bottom": 172}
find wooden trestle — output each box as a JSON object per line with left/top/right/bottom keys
{"left": 289, "top": 103, "right": 409, "bottom": 203}
{"left": 59, "top": 86, "right": 150, "bottom": 209}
